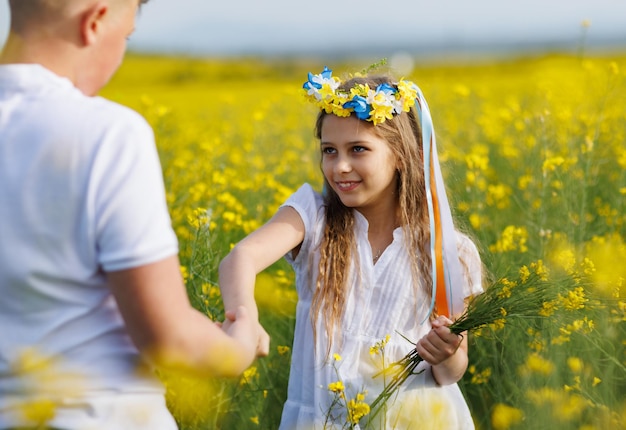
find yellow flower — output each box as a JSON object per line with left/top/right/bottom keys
{"left": 566, "top": 357, "right": 583, "bottom": 373}
{"left": 465, "top": 151, "right": 489, "bottom": 171}
{"left": 179, "top": 265, "right": 189, "bottom": 281}
{"left": 277, "top": 345, "right": 290, "bottom": 355}
{"left": 333, "top": 353, "right": 342, "bottom": 362}
{"left": 490, "top": 226, "right": 528, "bottom": 253}
{"left": 250, "top": 416, "right": 259, "bottom": 425}
{"left": 519, "top": 265, "right": 531, "bottom": 282}
{"left": 539, "top": 300, "right": 556, "bottom": 317}
{"left": 530, "top": 260, "right": 549, "bottom": 281}
{"left": 369, "top": 334, "right": 391, "bottom": 355}
{"left": 21, "top": 399, "right": 56, "bottom": 426}
{"left": 558, "top": 286, "right": 588, "bottom": 311}
{"left": 327, "top": 381, "right": 345, "bottom": 393}
{"left": 347, "top": 392, "right": 370, "bottom": 424}
{"left": 490, "top": 318, "right": 506, "bottom": 330}
{"left": 240, "top": 366, "right": 258, "bottom": 386}
{"left": 564, "top": 375, "right": 581, "bottom": 392}
{"left": 491, "top": 403, "right": 523, "bottom": 430}
{"left": 469, "top": 365, "right": 492, "bottom": 384}
{"left": 469, "top": 213, "right": 481, "bottom": 229}
{"left": 542, "top": 155, "right": 565, "bottom": 174}
{"left": 496, "top": 279, "right": 515, "bottom": 299}
{"left": 486, "top": 184, "right": 512, "bottom": 209}
{"left": 519, "top": 353, "right": 554, "bottom": 376}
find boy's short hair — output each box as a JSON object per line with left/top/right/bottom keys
{"left": 8, "top": 0, "right": 150, "bottom": 33}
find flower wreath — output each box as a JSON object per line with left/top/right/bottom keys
{"left": 302, "top": 67, "right": 419, "bottom": 126}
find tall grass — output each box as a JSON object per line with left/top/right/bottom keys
{"left": 104, "top": 52, "right": 626, "bottom": 429}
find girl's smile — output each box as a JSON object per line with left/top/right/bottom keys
{"left": 335, "top": 181, "right": 361, "bottom": 192}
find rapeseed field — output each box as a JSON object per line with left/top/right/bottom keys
{"left": 103, "top": 52, "right": 626, "bottom": 429}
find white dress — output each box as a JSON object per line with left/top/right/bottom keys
{"left": 278, "top": 184, "right": 483, "bottom": 430}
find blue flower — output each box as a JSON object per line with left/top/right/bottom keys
{"left": 375, "top": 83, "right": 397, "bottom": 95}
{"left": 303, "top": 75, "right": 320, "bottom": 91}
{"left": 343, "top": 95, "right": 371, "bottom": 120}
{"left": 303, "top": 67, "right": 334, "bottom": 91}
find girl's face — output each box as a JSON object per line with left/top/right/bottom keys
{"left": 320, "top": 115, "right": 399, "bottom": 217}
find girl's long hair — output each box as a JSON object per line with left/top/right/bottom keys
{"left": 310, "top": 75, "right": 433, "bottom": 354}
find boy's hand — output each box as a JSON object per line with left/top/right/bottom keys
{"left": 224, "top": 308, "right": 270, "bottom": 357}
{"left": 415, "top": 315, "right": 462, "bottom": 365}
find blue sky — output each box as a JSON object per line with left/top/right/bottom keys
{"left": 1, "top": 0, "right": 625, "bottom": 57}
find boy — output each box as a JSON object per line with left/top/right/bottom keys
{"left": 0, "top": 0, "right": 269, "bottom": 428}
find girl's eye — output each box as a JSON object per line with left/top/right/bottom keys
{"left": 322, "top": 147, "right": 336, "bottom": 154}
{"left": 352, "top": 146, "right": 366, "bottom": 153}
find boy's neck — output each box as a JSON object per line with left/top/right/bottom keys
{"left": 0, "top": 32, "right": 79, "bottom": 85}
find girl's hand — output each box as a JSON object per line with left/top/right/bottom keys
{"left": 415, "top": 315, "right": 463, "bottom": 366}
{"left": 224, "top": 308, "right": 270, "bottom": 357}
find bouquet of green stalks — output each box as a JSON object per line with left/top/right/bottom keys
{"left": 366, "top": 262, "right": 579, "bottom": 424}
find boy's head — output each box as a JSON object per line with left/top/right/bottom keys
{"left": 5, "top": 0, "right": 148, "bottom": 95}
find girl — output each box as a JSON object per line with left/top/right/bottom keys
{"left": 219, "top": 67, "right": 483, "bottom": 429}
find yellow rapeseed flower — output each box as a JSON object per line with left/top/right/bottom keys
{"left": 519, "top": 265, "right": 531, "bottom": 282}
{"left": 558, "top": 286, "right": 588, "bottom": 311}
{"left": 328, "top": 381, "right": 345, "bottom": 393}
{"left": 490, "top": 226, "right": 529, "bottom": 253}
{"left": 539, "top": 300, "right": 556, "bottom": 317}
{"left": 21, "top": 399, "right": 56, "bottom": 426}
{"left": 530, "top": 260, "right": 549, "bottom": 281}
{"left": 567, "top": 357, "right": 584, "bottom": 373}
{"left": 519, "top": 353, "right": 554, "bottom": 376}
{"left": 347, "top": 392, "right": 370, "bottom": 424}
{"left": 469, "top": 365, "right": 492, "bottom": 385}
{"left": 369, "top": 334, "right": 391, "bottom": 355}
{"left": 491, "top": 403, "right": 523, "bottom": 430}
{"left": 240, "top": 366, "right": 258, "bottom": 386}
{"left": 542, "top": 155, "right": 566, "bottom": 174}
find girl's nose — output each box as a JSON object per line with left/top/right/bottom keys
{"left": 334, "top": 155, "right": 352, "bottom": 174}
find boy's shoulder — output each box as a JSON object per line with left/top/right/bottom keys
{"left": 1, "top": 64, "right": 150, "bottom": 135}
{"left": 83, "top": 95, "right": 149, "bottom": 130}
{"left": 5, "top": 64, "right": 147, "bottom": 128}
{"left": 50, "top": 86, "right": 151, "bottom": 141}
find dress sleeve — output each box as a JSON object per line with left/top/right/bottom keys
{"left": 279, "top": 183, "right": 323, "bottom": 266}
{"left": 456, "top": 232, "right": 484, "bottom": 298}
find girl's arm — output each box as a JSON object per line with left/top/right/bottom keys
{"left": 415, "top": 314, "right": 469, "bottom": 386}
{"left": 218, "top": 206, "right": 305, "bottom": 354}
{"left": 419, "top": 234, "right": 482, "bottom": 385}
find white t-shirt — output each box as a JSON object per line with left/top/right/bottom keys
{"left": 278, "top": 184, "right": 483, "bottom": 430}
{"left": 0, "top": 65, "right": 179, "bottom": 429}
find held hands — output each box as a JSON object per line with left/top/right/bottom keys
{"left": 223, "top": 307, "right": 270, "bottom": 358}
{"left": 415, "top": 315, "right": 463, "bottom": 366}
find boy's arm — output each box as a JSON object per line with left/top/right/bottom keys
{"left": 107, "top": 254, "right": 258, "bottom": 378}
{"left": 218, "top": 206, "right": 305, "bottom": 350}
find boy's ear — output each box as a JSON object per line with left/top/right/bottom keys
{"left": 80, "top": 2, "right": 108, "bottom": 46}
